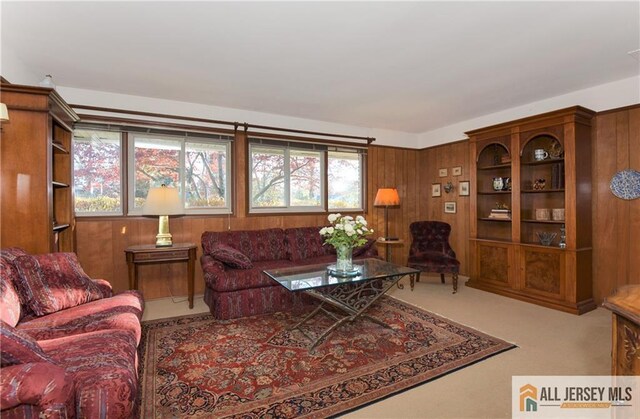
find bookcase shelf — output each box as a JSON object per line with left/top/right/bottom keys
{"left": 467, "top": 106, "right": 596, "bottom": 315}
{"left": 0, "top": 83, "right": 78, "bottom": 254}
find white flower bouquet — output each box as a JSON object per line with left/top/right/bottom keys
{"left": 319, "top": 213, "right": 374, "bottom": 249}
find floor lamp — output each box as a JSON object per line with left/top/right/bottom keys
{"left": 374, "top": 188, "right": 400, "bottom": 240}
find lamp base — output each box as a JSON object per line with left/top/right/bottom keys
{"left": 155, "top": 215, "right": 173, "bottom": 247}
{"left": 155, "top": 234, "right": 173, "bottom": 247}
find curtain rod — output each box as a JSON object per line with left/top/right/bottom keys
{"left": 70, "top": 104, "right": 376, "bottom": 144}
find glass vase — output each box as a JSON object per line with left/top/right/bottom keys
{"left": 335, "top": 245, "right": 353, "bottom": 273}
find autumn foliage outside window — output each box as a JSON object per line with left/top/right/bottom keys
{"left": 249, "top": 141, "right": 364, "bottom": 213}
{"left": 73, "top": 130, "right": 123, "bottom": 215}
{"left": 131, "top": 134, "right": 230, "bottom": 214}
{"left": 73, "top": 129, "right": 231, "bottom": 215}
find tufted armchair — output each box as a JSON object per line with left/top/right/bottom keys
{"left": 407, "top": 221, "right": 461, "bottom": 293}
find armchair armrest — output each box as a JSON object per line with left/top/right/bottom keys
{"left": 91, "top": 278, "right": 113, "bottom": 298}
{"left": 1, "top": 362, "right": 74, "bottom": 417}
{"left": 200, "top": 255, "right": 227, "bottom": 289}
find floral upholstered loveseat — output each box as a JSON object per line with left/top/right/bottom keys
{"left": 0, "top": 248, "right": 144, "bottom": 419}
{"left": 200, "top": 227, "right": 379, "bottom": 319}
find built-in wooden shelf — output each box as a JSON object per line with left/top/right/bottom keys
{"left": 478, "top": 191, "right": 512, "bottom": 195}
{"left": 52, "top": 223, "right": 70, "bottom": 232}
{"left": 52, "top": 181, "right": 69, "bottom": 188}
{"left": 478, "top": 163, "right": 512, "bottom": 170}
{"left": 521, "top": 158, "right": 564, "bottom": 166}
{"left": 522, "top": 219, "right": 565, "bottom": 224}
{"left": 52, "top": 142, "right": 69, "bottom": 154}
{"left": 521, "top": 188, "right": 564, "bottom": 193}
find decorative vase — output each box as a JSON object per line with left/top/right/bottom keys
{"left": 335, "top": 245, "right": 353, "bottom": 273}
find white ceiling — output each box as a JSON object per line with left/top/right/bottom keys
{"left": 2, "top": 1, "right": 639, "bottom": 134}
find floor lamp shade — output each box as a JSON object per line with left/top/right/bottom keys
{"left": 374, "top": 188, "right": 400, "bottom": 240}
{"left": 143, "top": 185, "right": 183, "bottom": 246}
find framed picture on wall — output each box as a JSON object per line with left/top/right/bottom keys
{"left": 444, "top": 201, "right": 457, "bottom": 214}
{"left": 459, "top": 181, "right": 470, "bottom": 196}
{"left": 432, "top": 183, "right": 441, "bottom": 197}
{"left": 452, "top": 166, "right": 462, "bottom": 176}
{"left": 438, "top": 168, "right": 448, "bottom": 177}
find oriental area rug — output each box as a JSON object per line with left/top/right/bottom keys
{"left": 138, "top": 297, "right": 515, "bottom": 418}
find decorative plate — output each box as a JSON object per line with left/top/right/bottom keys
{"left": 610, "top": 169, "right": 640, "bottom": 200}
{"left": 548, "top": 138, "right": 564, "bottom": 159}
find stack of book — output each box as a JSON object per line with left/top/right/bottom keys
{"left": 488, "top": 208, "right": 512, "bottom": 219}
{"left": 550, "top": 162, "right": 565, "bottom": 189}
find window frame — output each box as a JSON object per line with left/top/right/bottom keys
{"left": 72, "top": 130, "right": 125, "bottom": 217}
{"left": 127, "top": 132, "right": 232, "bottom": 216}
{"left": 248, "top": 140, "right": 365, "bottom": 214}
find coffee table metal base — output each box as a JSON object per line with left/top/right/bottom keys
{"left": 290, "top": 272, "right": 417, "bottom": 352}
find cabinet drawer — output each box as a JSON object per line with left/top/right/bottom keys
{"left": 133, "top": 250, "right": 189, "bottom": 261}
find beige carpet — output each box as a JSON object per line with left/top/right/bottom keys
{"left": 143, "top": 275, "right": 611, "bottom": 418}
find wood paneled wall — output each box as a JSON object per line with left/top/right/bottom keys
{"left": 592, "top": 105, "right": 640, "bottom": 302}
{"left": 417, "top": 141, "right": 471, "bottom": 274}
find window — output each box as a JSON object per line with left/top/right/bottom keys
{"left": 129, "top": 133, "right": 231, "bottom": 214}
{"left": 249, "top": 139, "right": 364, "bottom": 213}
{"left": 73, "top": 130, "right": 123, "bottom": 215}
{"left": 73, "top": 127, "right": 232, "bottom": 216}
{"left": 328, "top": 151, "right": 363, "bottom": 210}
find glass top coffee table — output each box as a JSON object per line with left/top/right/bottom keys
{"left": 264, "top": 258, "right": 420, "bottom": 352}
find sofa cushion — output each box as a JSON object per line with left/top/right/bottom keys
{"left": 17, "top": 290, "right": 144, "bottom": 344}
{"left": 209, "top": 243, "right": 253, "bottom": 269}
{"left": 14, "top": 253, "right": 108, "bottom": 316}
{"left": 206, "top": 260, "right": 294, "bottom": 292}
{"left": 0, "top": 248, "right": 29, "bottom": 326}
{"left": 202, "top": 228, "right": 286, "bottom": 262}
{"left": 40, "top": 329, "right": 139, "bottom": 419}
{"left": 284, "top": 227, "right": 333, "bottom": 261}
{"left": 0, "top": 321, "right": 54, "bottom": 367}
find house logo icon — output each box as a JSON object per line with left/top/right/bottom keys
{"left": 520, "top": 384, "right": 538, "bottom": 412}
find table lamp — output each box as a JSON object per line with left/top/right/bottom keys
{"left": 374, "top": 188, "right": 400, "bottom": 241}
{"left": 142, "top": 184, "right": 183, "bottom": 247}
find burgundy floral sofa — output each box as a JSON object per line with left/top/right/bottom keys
{"left": 201, "top": 227, "right": 379, "bottom": 319}
{"left": 0, "top": 248, "right": 144, "bottom": 419}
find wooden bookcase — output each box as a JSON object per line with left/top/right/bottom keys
{"left": 0, "top": 83, "right": 79, "bottom": 254}
{"left": 467, "top": 106, "right": 596, "bottom": 314}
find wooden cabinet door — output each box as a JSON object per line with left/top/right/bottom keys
{"left": 473, "top": 241, "right": 515, "bottom": 288}
{"left": 519, "top": 245, "right": 565, "bottom": 300}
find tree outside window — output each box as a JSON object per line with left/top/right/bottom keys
{"left": 73, "top": 130, "right": 122, "bottom": 215}
{"left": 249, "top": 141, "right": 363, "bottom": 213}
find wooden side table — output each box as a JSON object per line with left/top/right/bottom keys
{"left": 376, "top": 238, "right": 404, "bottom": 262}
{"left": 125, "top": 243, "right": 197, "bottom": 309}
{"left": 603, "top": 285, "right": 640, "bottom": 375}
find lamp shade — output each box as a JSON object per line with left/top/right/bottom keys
{"left": 0, "top": 103, "right": 8, "bottom": 122}
{"left": 142, "top": 186, "right": 183, "bottom": 215}
{"left": 373, "top": 188, "right": 400, "bottom": 206}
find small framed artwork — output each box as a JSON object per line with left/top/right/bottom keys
{"left": 438, "top": 168, "right": 448, "bottom": 177}
{"left": 431, "top": 183, "right": 441, "bottom": 197}
{"left": 444, "top": 201, "right": 457, "bottom": 214}
{"left": 459, "top": 181, "right": 470, "bottom": 196}
{"left": 452, "top": 166, "right": 462, "bottom": 176}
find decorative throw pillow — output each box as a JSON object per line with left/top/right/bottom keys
{"left": 14, "top": 253, "right": 107, "bottom": 316}
{"left": 0, "top": 249, "right": 28, "bottom": 327}
{"left": 209, "top": 244, "right": 253, "bottom": 269}
{"left": 0, "top": 320, "right": 54, "bottom": 367}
